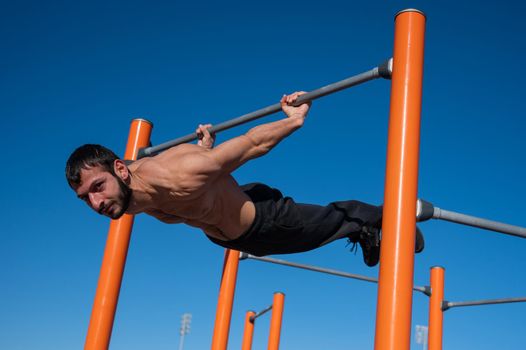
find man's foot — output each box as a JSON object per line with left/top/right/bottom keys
{"left": 348, "top": 225, "right": 425, "bottom": 267}
{"left": 359, "top": 225, "right": 381, "bottom": 267}
{"left": 348, "top": 226, "right": 381, "bottom": 267}
{"left": 415, "top": 226, "right": 425, "bottom": 253}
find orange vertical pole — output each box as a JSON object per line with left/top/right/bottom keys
{"left": 241, "top": 311, "right": 256, "bottom": 350}
{"left": 428, "top": 266, "right": 445, "bottom": 350}
{"left": 267, "top": 292, "right": 285, "bottom": 350}
{"left": 374, "top": 9, "right": 426, "bottom": 350}
{"left": 84, "top": 118, "right": 153, "bottom": 350}
{"left": 211, "top": 249, "right": 240, "bottom": 350}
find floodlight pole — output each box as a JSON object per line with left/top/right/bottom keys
{"left": 179, "top": 313, "right": 192, "bottom": 350}
{"left": 415, "top": 325, "right": 428, "bottom": 350}
{"left": 178, "top": 334, "right": 184, "bottom": 350}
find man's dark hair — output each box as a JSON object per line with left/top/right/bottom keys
{"left": 66, "top": 144, "right": 120, "bottom": 188}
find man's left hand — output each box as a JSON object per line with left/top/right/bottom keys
{"left": 196, "top": 124, "right": 216, "bottom": 149}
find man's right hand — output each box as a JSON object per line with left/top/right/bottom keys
{"left": 280, "top": 91, "right": 311, "bottom": 121}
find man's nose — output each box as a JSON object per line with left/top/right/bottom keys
{"left": 89, "top": 193, "right": 104, "bottom": 212}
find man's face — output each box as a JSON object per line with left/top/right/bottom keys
{"left": 74, "top": 165, "right": 131, "bottom": 219}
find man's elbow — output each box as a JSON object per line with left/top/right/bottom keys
{"left": 243, "top": 133, "right": 271, "bottom": 158}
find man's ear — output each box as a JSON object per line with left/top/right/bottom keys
{"left": 113, "top": 159, "right": 130, "bottom": 182}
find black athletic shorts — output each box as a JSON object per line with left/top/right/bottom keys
{"left": 206, "top": 183, "right": 382, "bottom": 256}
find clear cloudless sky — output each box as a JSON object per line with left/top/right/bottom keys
{"left": 1, "top": 1, "right": 525, "bottom": 349}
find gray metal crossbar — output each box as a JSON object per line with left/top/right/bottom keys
{"left": 239, "top": 252, "right": 430, "bottom": 295}
{"left": 137, "top": 59, "right": 392, "bottom": 158}
{"left": 249, "top": 305, "right": 273, "bottom": 323}
{"left": 417, "top": 199, "right": 526, "bottom": 239}
{"left": 442, "top": 296, "right": 526, "bottom": 311}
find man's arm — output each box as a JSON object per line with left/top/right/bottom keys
{"left": 151, "top": 92, "right": 310, "bottom": 197}
{"left": 203, "top": 91, "right": 310, "bottom": 174}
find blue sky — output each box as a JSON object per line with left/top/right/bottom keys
{"left": 1, "top": 1, "right": 525, "bottom": 349}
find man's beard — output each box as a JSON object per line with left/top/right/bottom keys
{"left": 111, "top": 176, "right": 132, "bottom": 219}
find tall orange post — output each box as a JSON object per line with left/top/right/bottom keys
{"left": 84, "top": 119, "right": 153, "bottom": 350}
{"left": 374, "top": 9, "right": 426, "bottom": 350}
{"left": 211, "top": 249, "right": 240, "bottom": 350}
{"left": 268, "top": 292, "right": 285, "bottom": 350}
{"left": 428, "top": 266, "right": 445, "bottom": 350}
{"left": 241, "top": 311, "right": 256, "bottom": 350}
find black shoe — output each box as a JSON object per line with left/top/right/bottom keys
{"left": 415, "top": 226, "right": 425, "bottom": 253}
{"left": 348, "top": 225, "right": 381, "bottom": 267}
{"left": 349, "top": 225, "right": 425, "bottom": 268}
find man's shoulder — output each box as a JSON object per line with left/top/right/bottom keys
{"left": 128, "top": 158, "right": 166, "bottom": 183}
{"left": 134, "top": 144, "right": 202, "bottom": 167}
{"left": 133, "top": 145, "right": 205, "bottom": 178}
{"left": 164, "top": 143, "right": 204, "bottom": 155}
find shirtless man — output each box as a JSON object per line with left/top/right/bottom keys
{"left": 66, "top": 92, "right": 423, "bottom": 266}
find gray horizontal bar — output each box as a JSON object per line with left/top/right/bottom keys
{"left": 249, "top": 305, "right": 273, "bottom": 323}
{"left": 137, "top": 60, "right": 391, "bottom": 159}
{"left": 433, "top": 207, "right": 526, "bottom": 239}
{"left": 443, "top": 297, "right": 526, "bottom": 311}
{"left": 239, "top": 252, "right": 430, "bottom": 295}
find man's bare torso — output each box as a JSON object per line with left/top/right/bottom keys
{"left": 119, "top": 92, "right": 309, "bottom": 240}
{"left": 127, "top": 144, "right": 256, "bottom": 241}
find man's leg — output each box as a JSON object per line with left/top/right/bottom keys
{"left": 302, "top": 201, "right": 424, "bottom": 267}
{"left": 239, "top": 184, "right": 422, "bottom": 266}
{"left": 309, "top": 200, "right": 383, "bottom": 266}
{"left": 238, "top": 184, "right": 382, "bottom": 258}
